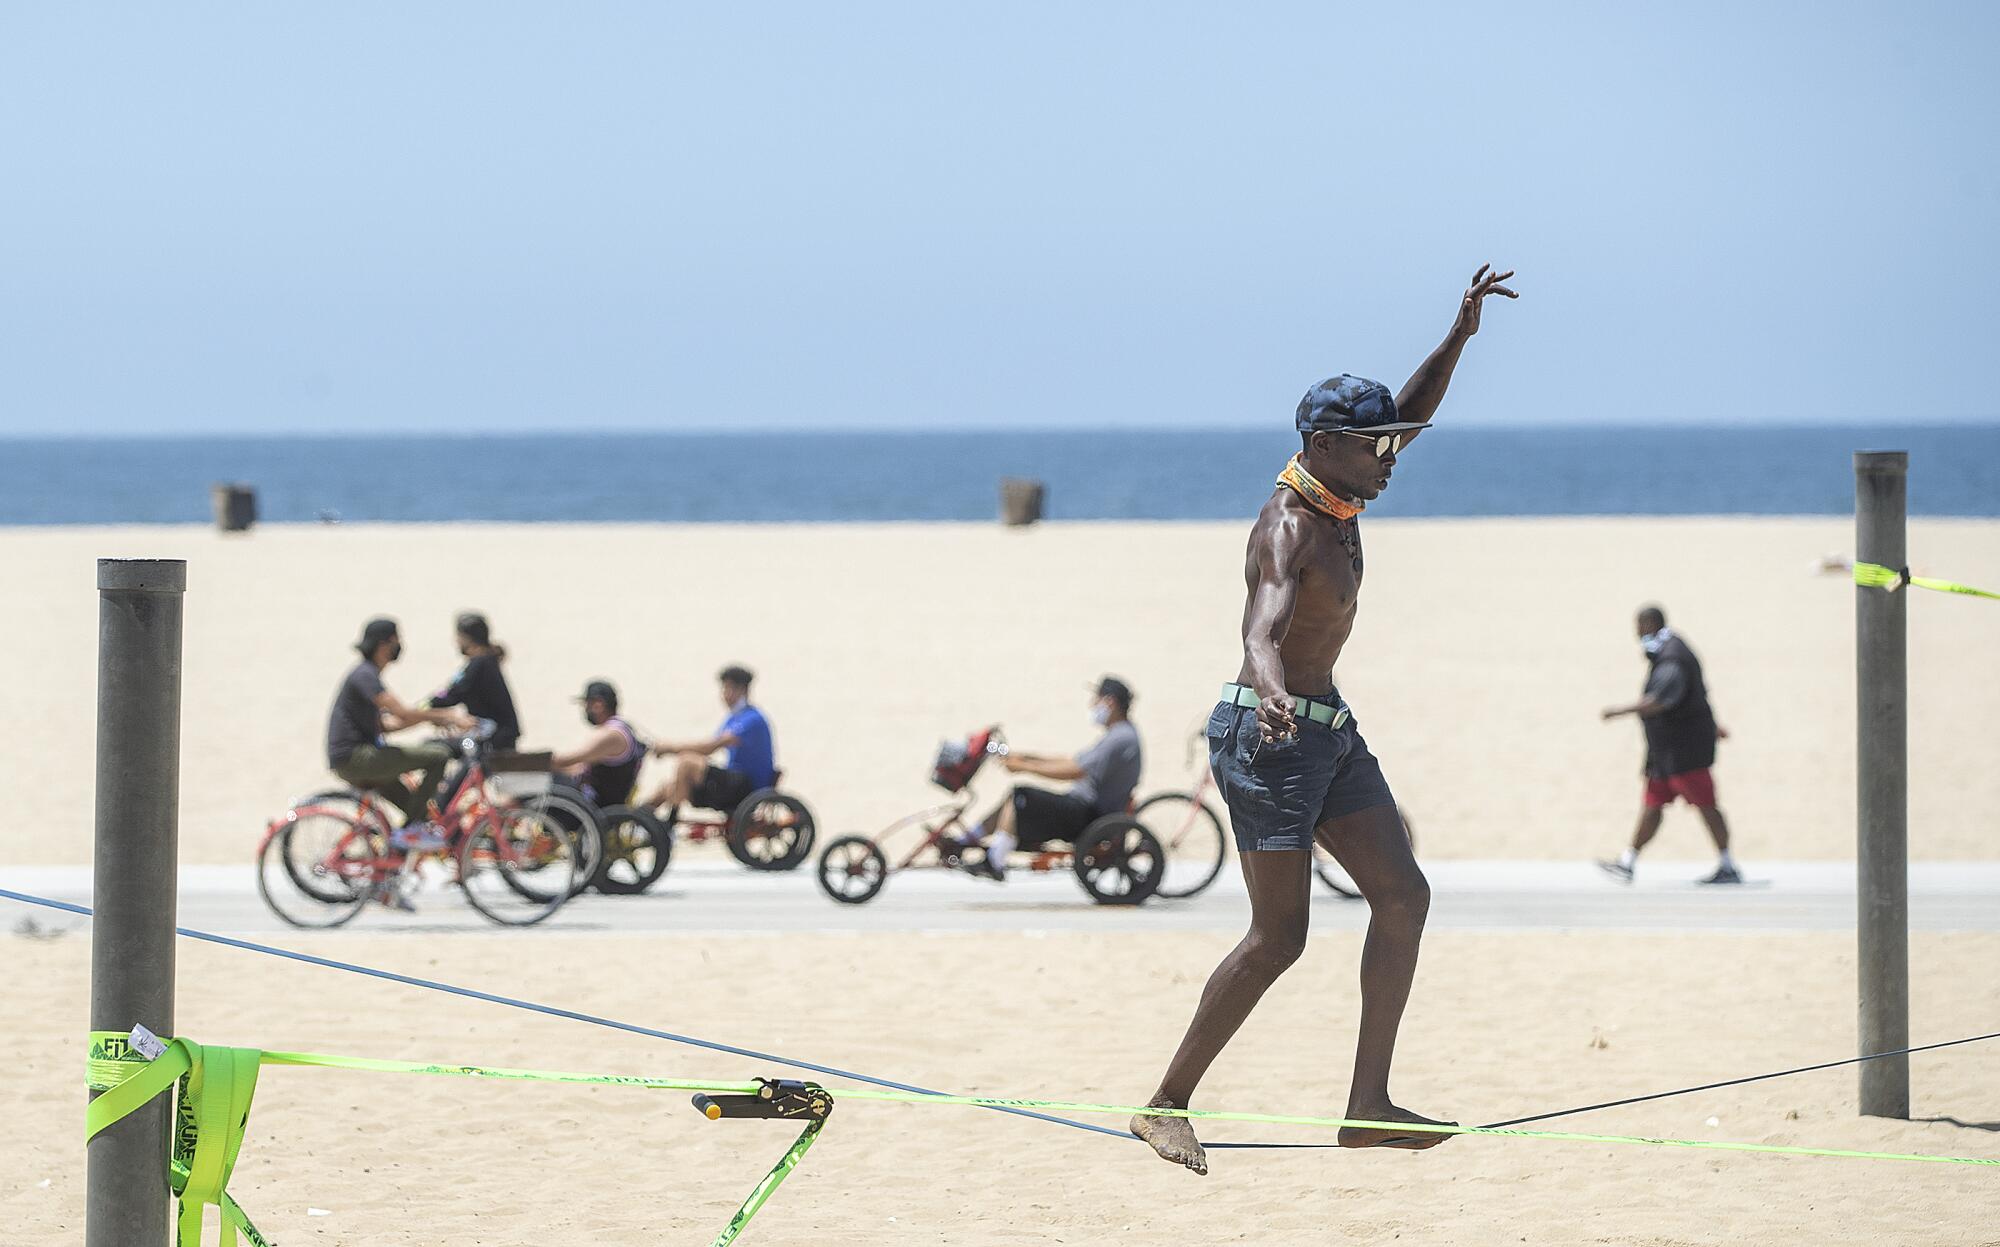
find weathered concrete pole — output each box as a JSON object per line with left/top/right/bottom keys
{"left": 1853, "top": 453, "right": 1909, "bottom": 1119}
{"left": 86, "top": 558, "right": 186, "bottom": 1246}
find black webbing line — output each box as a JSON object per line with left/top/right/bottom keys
{"left": 1479, "top": 1031, "right": 2000, "bottom": 1130}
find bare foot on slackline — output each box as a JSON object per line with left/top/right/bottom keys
{"left": 1132, "top": 1105, "right": 1208, "bottom": 1174}
{"left": 1338, "top": 1102, "right": 1456, "bottom": 1150}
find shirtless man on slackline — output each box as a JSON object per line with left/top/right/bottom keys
{"left": 1133, "top": 264, "right": 1519, "bottom": 1173}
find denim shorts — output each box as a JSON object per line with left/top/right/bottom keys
{"left": 1206, "top": 691, "right": 1396, "bottom": 852}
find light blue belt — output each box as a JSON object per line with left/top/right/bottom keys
{"left": 1221, "top": 682, "right": 1349, "bottom": 729}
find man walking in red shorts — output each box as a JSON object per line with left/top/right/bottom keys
{"left": 1598, "top": 604, "right": 1741, "bottom": 885}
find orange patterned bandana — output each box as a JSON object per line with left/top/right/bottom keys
{"left": 1276, "top": 454, "right": 1363, "bottom": 521}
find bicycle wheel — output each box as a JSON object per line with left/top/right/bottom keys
{"left": 590, "top": 805, "right": 673, "bottom": 895}
{"left": 1135, "top": 792, "right": 1228, "bottom": 899}
{"left": 816, "top": 835, "right": 888, "bottom": 904}
{"left": 509, "top": 788, "right": 602, "bottom": 898}
{"left": 256, "top": 811, "right": 380, "bottom": 928}
{"left": 727, "top": 790, "right": 816, "bottom": 871}
{"left": 1311, "top": 844, "right": 1362, "bottom": 899}
{"left": 1312, "top": 806, "right": 1417, "bottom": 899}
{"left": 458, "top": 807, "right": 581, "bottom": 926}
{"left": 1073, "top": 816, "right": 1164, "bottom": 906}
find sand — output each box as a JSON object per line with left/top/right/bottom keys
{"left": 4, "top": 517, "right": 1999, "bottom": 1244}
{"left": 2, "top": 517, "right": 1997, "bottom": 866}
{"left": 5, "top": 927, "right": 1997, "bottom": 1245}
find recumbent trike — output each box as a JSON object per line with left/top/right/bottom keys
{"left": 813, "top": 728, "right": 1169, "bottom": 906}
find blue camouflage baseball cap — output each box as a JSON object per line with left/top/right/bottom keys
{"left": 1295, "top": 375, "right": 1430, "bottom": 434}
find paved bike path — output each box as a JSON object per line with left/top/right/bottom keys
{"left": 5, "top": 860, "right": 1997, "bottom": 936}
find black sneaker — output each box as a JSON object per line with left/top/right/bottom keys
{"left": 1595, "top": 859, "right": 1634, "bottom": 884}
{"left": 1697, "top": 864, "right": 1743, "bottom": 886}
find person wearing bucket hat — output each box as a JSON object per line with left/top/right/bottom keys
{"left": 1134, "top": 264, "right": 1518, "bottom": 1175}
{"left": 325, "top": 617, "right": 477, "bottom": 849}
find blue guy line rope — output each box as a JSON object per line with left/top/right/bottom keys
{"left": 7, "top": 886, "right": 1993, "bottom": 1152}
{"left": 1, "top": 887, "right": 1127, "bottom": 1142}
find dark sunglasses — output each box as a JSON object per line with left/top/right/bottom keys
{"left": 1339, "top": 430, "right": 1409, "bottom": 459}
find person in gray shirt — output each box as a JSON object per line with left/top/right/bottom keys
{"left": 328, "top": 617, "right": 475, "bottom": 838}
{"left": 959, "top": 676, "right": 1143, "bottom": 881}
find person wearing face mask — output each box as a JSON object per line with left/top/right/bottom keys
{"left": 641, "top": 665, "right": 776, "bottom": 813}
{"left": 550, "top": 679, "right": 645, "bottom": 807}
{"left": 1597, "top": 604, "right": 1739, "bottom": 885}
{"left": 427, "top": 612, "right": 521, "bottom": 753}
{"left": 326, "top": 617, "right": 475, "bottom": 841}
{"left": 956, "top": 676, "right": 1143, "bottom": 881}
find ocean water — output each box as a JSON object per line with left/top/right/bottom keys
{"left": 0, "top": 427, "right": 1994, "bottom": 524}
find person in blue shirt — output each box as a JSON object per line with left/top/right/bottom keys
{"left": 643, "top": 664, "right": 777, "bottom": 813}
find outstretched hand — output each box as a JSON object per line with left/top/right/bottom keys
{"left": 1453, "top": 263, "right": 1518, "bottom": 338}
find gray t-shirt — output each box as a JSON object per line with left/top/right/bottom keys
{"left": 1643, "top": 658, "right": 1690, "bottom": 710}
{"left": 326, "top": 661, "right": 386, "bottom": 766}
{"left": 1071, "top": 720, "right": 1142, "bottom": 816}
{"left": 1639, "top": 635, "right": 1716, "bottom": 778}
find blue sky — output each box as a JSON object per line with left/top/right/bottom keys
{"left": 2, "top": 1, "right": 1995, "bottom": 435}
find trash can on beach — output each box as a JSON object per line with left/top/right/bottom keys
{"left": 211, "top": 483, "right": 257, "bottom": 533}
{"left": 1000, "top": 478, "right": 1045, "bottom": 527}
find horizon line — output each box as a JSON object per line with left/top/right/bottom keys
{"left": 4, "top": 418, "right": 1997, "bottom": 443}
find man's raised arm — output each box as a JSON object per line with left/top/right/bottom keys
{"left": 1394, "top": 264, "right": 1518, "bottom": 443}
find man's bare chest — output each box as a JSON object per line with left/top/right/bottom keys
{"left": 1297, "top": 521, "right": 1363, "bottom": 615}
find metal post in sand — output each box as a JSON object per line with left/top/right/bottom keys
{"left": 86, "top": 558, "right": 186, "bottom": 1246}
{"left": 1853, "top": 453, "right": 1909, "bottom": 1119}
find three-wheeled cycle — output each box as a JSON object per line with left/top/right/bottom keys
{"left": 814, "top": 728, "right": 1167, "bottom": 906}
{"left": 585, "top": 767, "right": 818, "bottom": 895}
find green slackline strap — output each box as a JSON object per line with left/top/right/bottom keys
{"left": 85, "top": 1031, "right": 271, "bottom": 1247}
{"left": 87, "top": 1034, "right": 819, "bottom": 1245}
{"left": 122, "top": 1041, "right": 2000, "bottom": 1170}
{"left": 85, "top": 1028, "right": 154, "bottom": 1094}
{"left": 710, "top": 1115, "right": 829, "bottom": 1247}
{"left": 252, "top": 1047, "right": 833, "bottom": 1243}
{"left": 265, "top": 1049, "right": 2000, "bottom": 1167}
{"left": 82, "top": 1030, "right": 1997, "bottom": 1247}
{"left": 259, "top": 1048, "right": 762, "bottom": 1094}
{"left": 824, "top": 1087, "right": 2000, "bottom": 1167}
{"left": 1853, "top": 560, "right": 2000, "bottom": 601}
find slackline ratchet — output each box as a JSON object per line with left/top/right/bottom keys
{"left": 86, "top": 1024, "right": 1998, "bottom": 1247}
{"left": 1852, "top": 560, "right": 2000, "bottom": 601}
{"left": 87, "top": 1028, "right": 832, "bottom": 1247}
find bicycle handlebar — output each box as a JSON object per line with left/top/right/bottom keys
{"left": 444, "top": 718, "right": 499, "bottom": 756}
